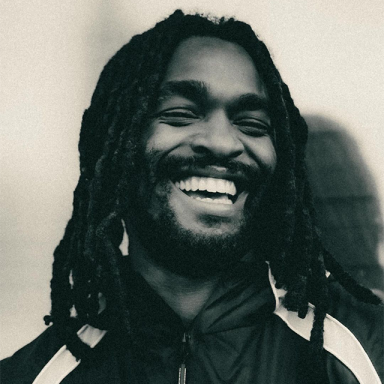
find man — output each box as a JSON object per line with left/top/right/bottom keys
{"left": 1, "top": 10, "right": 382, "bottom": 384}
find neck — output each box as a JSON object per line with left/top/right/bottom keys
{"left": 128, "top": 229, "right": 219, "bottom": 325}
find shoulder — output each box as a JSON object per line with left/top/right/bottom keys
{"left": 1, "top": 326, "right": 64, "bottom": 384}
{"left": 325, "top": 279, "right": 383, "bottom": 382}
{"left": 327, "top": 279, "right": 383, "bottom": 350}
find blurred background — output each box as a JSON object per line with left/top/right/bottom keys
{"left": 1, "top": 0, "right": 383, "bottom": 359}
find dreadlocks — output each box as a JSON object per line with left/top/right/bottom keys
{"left": 44, "top": 10, "right": 381, "bottom": 382}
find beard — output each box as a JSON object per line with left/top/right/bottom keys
{"left": 125, "top": 152, "right": 272, "bottom": 278}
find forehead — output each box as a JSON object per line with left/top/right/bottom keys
{"left": 162, "top": 36, "right": 267, "bottom": 98}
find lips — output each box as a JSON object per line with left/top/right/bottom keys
{"left": 174, "top": 176, "right": 240, "bottom": 205}
{"left": 153, "top": 157, "right": 253, "bottom": 208}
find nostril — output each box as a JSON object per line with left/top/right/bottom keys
{"left": 191, "top": 131, "right": 244, "bottom": 158}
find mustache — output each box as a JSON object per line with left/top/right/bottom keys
{"left": 144, "top": 151, "right": 261, "bottom": 189}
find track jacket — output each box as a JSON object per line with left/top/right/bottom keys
{"left": 1, "top": 257, "right": 383, "bottom": 383}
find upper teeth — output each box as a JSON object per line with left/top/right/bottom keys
{"left": 175, "top": 176, "right": 237, "bottom": 196}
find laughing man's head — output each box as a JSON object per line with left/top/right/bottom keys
{"left": 48, "top": 6, "right": 315, "bottom": 346}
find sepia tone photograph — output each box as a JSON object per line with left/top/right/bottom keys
{"left": 1, "top": 1, "right": 383, "bottom": 382}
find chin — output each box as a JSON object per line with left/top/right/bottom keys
{"left": 133, "top": 202, "right": 251, "bottom": 278}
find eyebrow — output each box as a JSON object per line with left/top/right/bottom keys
{"left": 157, "top": 80, "right": 209, "bottom": 105}
{"left": 229, "top": 93, "right": 270, "bottom": 114}
{"left": 157, "top": 80, "right": 270, "bottom": 113}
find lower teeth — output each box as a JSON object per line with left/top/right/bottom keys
{"left": 194, "top": 196, "right": 233, "bottom": 205}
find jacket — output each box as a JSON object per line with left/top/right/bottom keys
{"left": 1, "top": 257, "right": 383, "bottom": 383}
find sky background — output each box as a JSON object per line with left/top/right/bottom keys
{"left": 1, "top": 0, "right": 384, "bottom": 358}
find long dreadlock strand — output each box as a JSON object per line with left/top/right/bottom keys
{"left": 94, "top": 209, "right": 130, "bottom": 331}
{"left": 324, "top": 250, "right": 382, "bottom": 305}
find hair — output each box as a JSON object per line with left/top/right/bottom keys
{"left": 44, "top": 10, "right": 381, "bottom": 382}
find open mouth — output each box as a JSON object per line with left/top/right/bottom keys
{"left": 174, "top": 176, "right": 242, "bottom": 205}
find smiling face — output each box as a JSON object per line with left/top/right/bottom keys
{"left": 130, "top": 37, "right": 277, "bottom": 277}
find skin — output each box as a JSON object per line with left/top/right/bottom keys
{"left": 129, "top": 37, "right": 277, "bottom": 324}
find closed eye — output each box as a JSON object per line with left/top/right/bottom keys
{"left": 156, "top": 108, "right": 199, "bottom": 127}
{"left": 233, "top": 118, "right": 271, "bottom": 137}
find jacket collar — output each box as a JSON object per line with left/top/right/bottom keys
{"left": 120, "top": 254, "right": 276, "bottom": 340}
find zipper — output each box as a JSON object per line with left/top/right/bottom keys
{"left": 178, "top": 331, "right": 190, "bottom": 384}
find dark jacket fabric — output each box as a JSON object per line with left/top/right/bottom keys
{"left": 1, "top": 257, "right": 383, "bottom": 384}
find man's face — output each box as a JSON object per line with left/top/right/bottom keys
{"left": 131, "top": 37, "right": 277, "bottom": 276}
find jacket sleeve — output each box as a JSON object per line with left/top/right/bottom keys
{"left": 1, "top": 326, "right": 64, "bottom": 384}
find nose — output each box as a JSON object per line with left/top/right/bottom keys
{"left": 191, "top": 112, "right": 244, "bottom": 159}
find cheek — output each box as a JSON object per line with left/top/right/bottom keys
{"left": 144, "top": 123, "right": 190, "bottom": 153}
{"left": 146, "top": 181, "right": 173, "bottom": 219}
{"left": 244, "top": 136, "right": 277, "bottom": 173}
